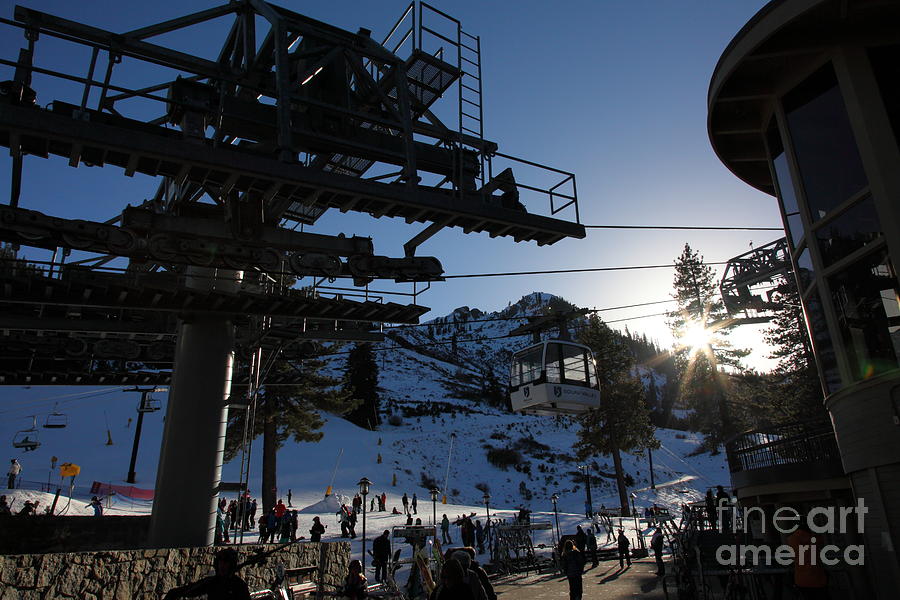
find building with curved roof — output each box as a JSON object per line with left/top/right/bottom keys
{"left": 709, "top": 1, "right": 900, "bottom": 597}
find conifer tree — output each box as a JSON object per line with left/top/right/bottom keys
{"left": 343, "top": 343, "right": 380, "bottom": 430}
{"left": 576, "top": 315, "right": 658, "bottom": 515}
{"left": 667, "top": 244, "right": 747, "bottom": 448}
{"left": 761, "top": 281, "right": 827, "bottom": 423}
{"left": 225, "top": 354, "right": 354, "bottom": 511}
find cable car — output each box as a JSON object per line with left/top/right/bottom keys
{"left": 12, "top": 416, "right": 41, "bottom": 451}
{"left": 43, "top": 405, "right": 68, "bottom": 429}
{"left": 509, "top": 340, "right": 600, "bottom": 415}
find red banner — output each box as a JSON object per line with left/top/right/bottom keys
{"left": 90, "top": 481, "right": 154, "bottom": 500}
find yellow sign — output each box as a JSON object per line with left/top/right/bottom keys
{"left": 59, "top": 463, "right": 81, "bottom": 478}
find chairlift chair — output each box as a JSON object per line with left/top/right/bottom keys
{"left": 137, "top": 394, "right": 162, "bottom": 413}
{"left": 43, "top": 405, "right": 68, "bottom": 429}
{"left": 12, "top": 416, "right": 41, "bottom": 451}
{"left": 509, "top": 340, "right": 600, "bottom": 416}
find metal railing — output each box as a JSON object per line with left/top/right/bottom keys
{"left": 725, "top": 421, "right": 840, "bottom": 474}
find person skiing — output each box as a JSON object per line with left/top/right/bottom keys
{"left": 309, "top": 516, "right": 326, "bottom": 542}
{"left": 86, "top": 496, "right": 103, "bottom": 517}
{"left": 441, "top": 514, "right": 452, "bottom": 544}
{"left": 402, "top": 493, "right": 409, "bottom": 515}
{"left": 561, "top": 540, "right": 586, "bottom": 600}
{"left": 372, "top": 529, "right": 391, "bottom": 583}
{"left": 163, "top": 548, "right": 250, "bottom": 600}
{"left": 617, "top": 529, "right": 631, "bottom": 568}
{"left": 7, "top": 459, "right": 21, "bottom": 489}
{"left": 651, "top": 527, "right": 665, "bottom": 576}
{"left": 411, "top": 493, "right": 418, "bottom": 515}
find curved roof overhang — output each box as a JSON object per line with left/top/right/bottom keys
{"left": 708, "top": 0, "right": 900, "bottom": 196}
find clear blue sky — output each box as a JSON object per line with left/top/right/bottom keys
{"left": 0, "top": 0, "right": 780, "bottom": 367}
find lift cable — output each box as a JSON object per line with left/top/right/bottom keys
{"left": 583, "top": 224, "right": 782, "bottom": 231}
{"left": 383, "top": 298, "right": 678, "bottom": 330}
{"left": 0, "top": 387, "right": 129, "bottom": 415}
{"left": 442, "top": 262, "right": 730, "bottom": 280}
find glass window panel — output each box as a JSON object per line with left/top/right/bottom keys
{"left": 829, "top": 250, "right": 900, "bottom": 381}
{"left": 802, "top": 291, "right": 841, "bottom": 393}
{"left": 511, "top": 346, "right": 543, "bottom": 387}
{"left": 561, "top": 344, "right": 589, "bottom": 384}
{"left": 815, "top": 196, "right": 881, "bottom": 267}
{"left": 868, "top": 44, "right": 900, "bottom": 155}
{"left": 768, "top": 123, "right": 805, "bottom": 247}
{"left": 795, "top": 247, "right": 815, "bottom": 291}
{"left": 784, "top": 64, "right": 868, "bottom": 221}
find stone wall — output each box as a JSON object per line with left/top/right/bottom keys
{"left": 0, "top": 542, "right": 350, "bottom": 600}
{"left": 0, "top": 516, "right": 151, "bottom": 555}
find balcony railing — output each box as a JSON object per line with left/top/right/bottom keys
{"left": 726, "top": 421, "right": 841, "bottom": 474}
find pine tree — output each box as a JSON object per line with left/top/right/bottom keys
{"left": 342, "top": 343, "right": 380, "bottom": 430}
{"left": 761, "top": 281, "right": 828, "bottom": 423}
{"left": 575, "top": 315, "right": 658, "bottom": 515}
{"left": 667, "top": 244, "right": 747, "bottom": 448}
{"left": 225, "top": 355, "right": 355, "bottom": 512}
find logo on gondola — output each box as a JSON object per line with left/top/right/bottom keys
{"left": 523, "top": 387, "right": 530, "bottom": 398}
{"left": 553, "top": 386, "right": 562, "bottom": 398}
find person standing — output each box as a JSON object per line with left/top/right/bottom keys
{"left": 617, "top": 529, "right": 631, "bottom": 568}
{"left": 402, "top": 493, "right": 409, "bottom": 515}
{"left": 705, "top": 489, "right": 716, "bottom": 530}
{"left": 248, "top": 498, "right": 257, "bottom": 531}
{"left": 716, "top": 485, "right": 732, "bottom": 533}
{"left": 441, "top": 514, "right": 452, "bottom": 544}
{"left": 287, "top": 489, "right": 292, "bottom": 507}
{"left": 164, "top": 548, "right": 250, "bottom": 600}
{"left": 574, "top": 525, "right": 587, "bottom": 553}
{"left": 412, "top": 493, "right": 418, "bottom": 515}
{"left": 475, "top": 520, "right": 485, "bottom": 554}
{"left": 309, "top": 516, "right": 325, "bottom": 542}
{"left": 787, "top": 521, "right": 828, "bottom": 600}
{"left": 7, "top": 459, "right": 21, "bottom": 489}
{"left": 585, "top": 529, "right": 598, "bottom": 568}
{"left": 381, "top": 491, "right": 387, "bottom": 512}
{"left": 341, "top": 560, "right": 367, "bottom": 600}
{"left": 651, "top": 528, "right": 665, "bottom": 576}
{"left": 373, "top": 529, "right": 391, "bottom": 583}
{"left": 561, "top": 540, "right": 586, "bottom": 600}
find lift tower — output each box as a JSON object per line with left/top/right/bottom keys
{"left": 0, "top": 0, "right": 585, "bottom": 547}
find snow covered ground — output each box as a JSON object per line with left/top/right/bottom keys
{"left": 0, "top": 292, "right": 728, "bottom": 575}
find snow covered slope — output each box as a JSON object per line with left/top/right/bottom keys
{"left": 0, "top": 292, "right": 728, "bottom": 522}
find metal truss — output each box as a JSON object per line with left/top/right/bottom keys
{"left": 719, "top": 237, "right": 791, "bottom": 324}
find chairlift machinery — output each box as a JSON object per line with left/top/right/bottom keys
{"left": 719, "top": 237, "right": 792, "bottom": 325}
{"left": 508, "top": 310, "right": 600, "bottom": 416}
{"left": 12, "top": 415, "right": 40, "bottom": 451}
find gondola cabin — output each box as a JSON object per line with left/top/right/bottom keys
{"left": 509, "top": 340, "right": 600, "bottom": 415}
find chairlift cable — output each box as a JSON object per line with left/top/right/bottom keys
{"left": 583, "top": 224, "right": 782, "bottom": 231}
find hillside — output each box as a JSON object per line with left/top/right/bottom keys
{"left": 0, "top": 292, "right": 727, "bottom": 520}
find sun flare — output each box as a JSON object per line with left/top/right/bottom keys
{"left": 680, "top": 321, "right": 713, "bottom": 352}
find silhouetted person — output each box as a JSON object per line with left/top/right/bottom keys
{"left": 163, "top": 548, "right": 250, "bottom": 600}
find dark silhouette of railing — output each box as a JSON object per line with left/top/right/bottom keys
{"left": 726, "top": 421, "right": 840, "bottom": 474}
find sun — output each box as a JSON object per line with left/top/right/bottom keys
{"left": 680, "top": 321, "right": 713, "bottom": 353}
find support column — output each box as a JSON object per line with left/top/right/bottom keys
{"left": 148, "top": 268, "right": 240, "bottom": 548}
